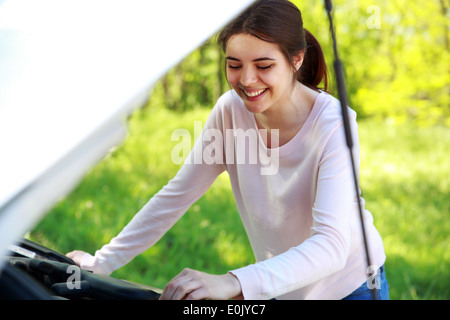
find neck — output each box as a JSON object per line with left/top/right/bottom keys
{"left": 254, "top": 83, "right": 318, "bottom": 146}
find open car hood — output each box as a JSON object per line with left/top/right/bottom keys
{"left": 0, "top": 0, "right": 254, "bottom": 273}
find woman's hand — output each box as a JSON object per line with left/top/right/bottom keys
{"left": 159, "top": 268, "right": 243, "bottom": 300}
{"left": 66, "top": 250, "right": 88, "bottom": 266}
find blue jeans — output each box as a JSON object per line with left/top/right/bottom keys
{"left": 342, "top": 265, "right": 389, "bottom": 300}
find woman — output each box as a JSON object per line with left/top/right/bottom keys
{"left": 67, "top": 0, "right": 388, "bottom": 300}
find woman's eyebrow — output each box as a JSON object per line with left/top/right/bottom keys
{"left": 226, "top": 56, "right": 275, "bottom": 62}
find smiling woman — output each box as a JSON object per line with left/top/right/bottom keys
{"left": 217, "top": 1, "right": 329, "bottom": 148}
{"left": 66, "top": 0, "right": 388, "bottom": 301}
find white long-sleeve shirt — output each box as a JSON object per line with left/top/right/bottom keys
{"left": 80, "top": 90, "right": 386, "bottom": 300}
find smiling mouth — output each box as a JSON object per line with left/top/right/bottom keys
{"left": 242, "top": 88, "right": 267, "bottom": 98}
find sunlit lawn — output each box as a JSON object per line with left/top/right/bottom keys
{"left": 30, "top": 105, "right": 449, "bottom": 300}
{"left": 358, "top": 120, "right": 449, "bottom": 299}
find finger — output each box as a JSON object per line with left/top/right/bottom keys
{"left": 184, "top": 287, "right": 209, "bottom": 300}
{"left": 175, "top": 267, "right": 195, "bottom": 279}
{"left": 172, "top": 279, "right": 201, "bottom": 300}
{"left": 160, "top": 274, "right": 193, "bottom": 300}
{"left": 161, "top": 281, "right": 192, "bottom": 300}
{"left": 65, "top": 250, "right": 84, "bottom": 266}
{"left": 65, "top": 251, "right": 76, "bottom": 258}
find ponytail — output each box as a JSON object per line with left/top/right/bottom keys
{"left": 298, "top": 29, "right": 329, "bottom": 92}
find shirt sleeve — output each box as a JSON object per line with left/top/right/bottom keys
{"left": 80, "top": 104, "right": 226, "bottom": 275}
{"left": 230, "top": 116, "right": 359, "bottom": 299}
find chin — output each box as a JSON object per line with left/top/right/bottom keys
{"left": 243, "top": 102, "right": 268, "bottom": 114}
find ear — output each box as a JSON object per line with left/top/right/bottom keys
{"left": 292, "top": 50, "right": 305, "bottom": 71}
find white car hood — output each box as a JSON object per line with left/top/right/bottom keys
{"left": 0, "top": 0, "right": 253, "bottom": 271}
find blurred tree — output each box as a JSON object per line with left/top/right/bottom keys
{"left": 149, "top": 38, "right": 227, "bottom": 112}
{"left": 293, "top": 0, "right": 450, "bottom": 126}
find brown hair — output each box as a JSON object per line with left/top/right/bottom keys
{"left": 217, "top": 0, "right": 328, "bottom": 92}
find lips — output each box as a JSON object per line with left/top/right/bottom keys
{"left": 242, "top": 88, "right": 268, "bottom": 99}
{"left": 244, "top": 88, "right": 266, "bottom": 97}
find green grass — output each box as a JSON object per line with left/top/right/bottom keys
{"left": 30, "top": 105, "right": 450, "bottom": 300}
{"left": 358, "top": 120, "right": 449, "bottom": 300}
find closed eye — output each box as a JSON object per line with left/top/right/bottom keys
{"left": 227, "top": 64, "right": 273, "bottom": 70}
{"left": 257, "top": 65, "right": 273, "bottom": 70}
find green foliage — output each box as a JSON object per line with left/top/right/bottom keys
{"left": 149, "top": 38, "right": 228, "bottom": 112}
{"left": 292, "top": 0, "right": 450, "bottom": 126}
{"left": 294, "top": 0, "right": 449, "bottom": 126}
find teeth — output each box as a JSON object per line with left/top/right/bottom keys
{"left": 244, "top": 89, "right": 266, "bottom": 97}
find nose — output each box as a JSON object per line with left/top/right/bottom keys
{"left": 240, "top": 66, "right": 258, "bottom": 87}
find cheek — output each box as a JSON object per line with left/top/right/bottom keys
{"left": 226, "top": 71, "right": 238, "bottom": 87}
{"left": 227, "top": 77, "right": 244, "bottom": 96}
{"left": 265, "top": 71, "right": 291, "bottom": 93}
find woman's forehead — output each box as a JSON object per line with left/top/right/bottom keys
{"left": 225, "top": 33, "right": 283, "bottom": 60}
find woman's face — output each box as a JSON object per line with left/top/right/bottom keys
{"left": 225, "top": 33, "right": 301, "bottom": 115}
